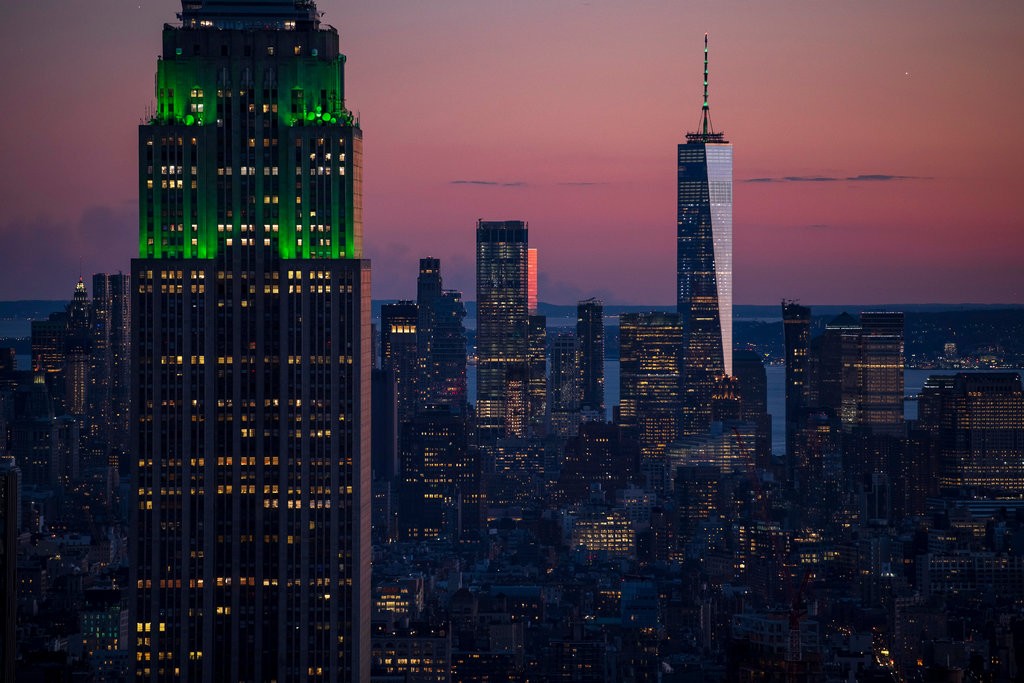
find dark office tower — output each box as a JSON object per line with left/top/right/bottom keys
{"left": 782, "top": 301, "right": 811, "bottom": 456}
{"left": 619, "top": 312, "right": 684, "bottom": 491}
{"left": 527, "top": 314, "right": 547, "bottom": 434}
{"left": 88, "top": 272, "right": 131, "bottom": 468}
{"left": 433, "top": 289, "right": 468, "bottom": 405}
{"left": 476, "top": 220, "right": 529, "bottom": 440}
{"left": 576, "top": 298, "right": 605, "bottom": 418}
{"left": 841, "top": 312, "right": 905, "bottom": 437}
{"left": 131, "top": 2, "right": 370, "bottom": 680}
{"left": 0, "top": 457, "right": 16, "bottom": 683}
{"left": 399, "top": 407, "right": 479, "bottom": 541}
{"left": 549, "top": 332, "right": 580, "bottom": 438}
{"left": 919, "top": 373, "right": 1024, "bottom": 494}
{"left": 416, "top": 257, "right": 442, "bottom": 401}
{"left": 557, "top": 422, "right": 636, "bottom": 505}
{"left": 381, "top": 301, "right": 419, "bottom": 429}
{"left": 31, "top": 310, "right": 67, "bottom": 384}
{"left": 416, "top": 258, "right": 468, "bottom": 409}
{"left": 814, "top": 312, "right": 858, "bottom": 413}
{"left": 677, "top": 35, "right": 732, "bottom": 436}
{"left": 733, "top": 350, "right": 771, "bottom": 463}
{"left": 13, "top": 375, "right": 61, "bottom": 488}
{"left": 65, "top": 277, "right": 92, "bottom": 416}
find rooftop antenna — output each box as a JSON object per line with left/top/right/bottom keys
{"left": 701, "top": 33, "right": 712, "bottom": 136}
{"left": 687, "top": 33, "right": 726, "bottom": 143}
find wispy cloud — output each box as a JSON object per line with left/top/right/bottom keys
{"left": 451, "top": 179, "right": 527, "bottom": 187}
{"left": 745, "top": 173, "right": 930, "bottom": 183}
{"left": 557, "top": 181, "right": 607, "bottom": 187}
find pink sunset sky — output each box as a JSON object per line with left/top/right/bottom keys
{"left": 0, "top": 0, "right": 1021, "bottom": 304}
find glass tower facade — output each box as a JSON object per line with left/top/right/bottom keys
{"left": 920, "top": 372, "right": 1024, "bottom": 493}
{"left": 677, "top": 37, "right": 732, "bottom": 436}
{"left": 475, "top": 220, "right": 529, "bottom": 440}
{"left": 619, "top": 312, "right": 684, "bottom": 491}
{"left": 131, "top": 2, "right": 370, "bottom": 680}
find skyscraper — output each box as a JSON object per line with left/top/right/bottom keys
{"left": 527, "top": 313, "right": 548, "bottom": 435}
{"left": 677, "top": 35, "right": 732, "bottom": 436}
{"left": 65, "top": 277, "right": 92, "bottom": 417}
{"left": 381, "top": 301, "right": 419, "bottom": 429}
{"left": 87, "top": 272, "right": 131, "bottom": 469}
{"left": 576, "top": 298, "right": 605, "bottom": 419}
{"left": 732, "top": 349, "right": 771, "bottom": 464}
{"left": 398, "top": 407, "right": 479, "bottom": 541}
{"left": 415, "top": 258, "right": 467, "bottom": 409}
{"left": 840, "top": 312, "right": 905, "bottom": 436}
{"left": 619, "top": 312, "right": 684, "bottom": 491}
{"left": 131, "top": 2, "right": 370, "bottom": 679}
{"left": 813, "top": 312, "right": 859, "bottom": 414}
{"left": 475, "top": 220, "right": 529, "bottom": 440}
{"left": 919, "top": 373, "right": 1024, "bottom": 493}
{"left": 782, "top": 301, "right": 811, "bottom": 456}
{"left": 549, "top": 332, "right": 580, "bottom": 438}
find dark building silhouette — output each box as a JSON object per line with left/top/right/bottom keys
{"left": 783, "top": 301, "right": 811, "bottom": 457}
{"left": 557, "top": 423, "right": 636, "bottom": 506}
{"left": 733, "top": 349, "right": 771, "bottom": 464}
{"left": 813, "top": 312, "right": 859, "bottom": 414}
{"left": 371, "top": 369, "right": 397, "bottom": 482}
{"left": 131, "top": 2, "right": 370, "bottom": 679}
{"left": 416, "top": 258, "right": 468, "bottom": 409}
{"left": 576, "top": 298, "right": 605, "bottom": 419}
{"left": 549, "top": 332, "right": 580, "bottom": 438}
{"left": 399, "top": 407, "right": 480, "bottom": 541}
{"left": 381, "top": 301, "right": 419, "bottom": 430}
{"left": 87, "top": 272, "right": 131, "bottom": 471}
{"left": 527, "top": 314, "right": 547, "bottom": 435}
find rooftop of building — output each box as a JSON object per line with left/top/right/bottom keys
{"left": 178, "top": 0, "right": 320, "bottom": 30}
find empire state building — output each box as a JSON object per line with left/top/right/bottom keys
{"left": 131, "top": 1, "right": 370, "bottom": 679}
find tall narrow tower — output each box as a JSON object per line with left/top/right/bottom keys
{"left": 131, "top": 2, "right": 370, "bottom": 680}
{"left": 576, "top": 298, "right": 605, "bottom": 419}
{"left": 677, "top": 34, "right": 733, "bottom": 436}
{"left": 783, "top": 300, "right": 811, "bottom": 456}
{"left": 475, "top": 220, "right": 529, "bottom": 440}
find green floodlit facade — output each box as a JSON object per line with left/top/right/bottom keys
{"left": 140, "top": 5, "right": 362, "bottom": 261}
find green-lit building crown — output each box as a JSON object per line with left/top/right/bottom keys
{"left": 140, "top": 0, "right": 362, "bottom": 260}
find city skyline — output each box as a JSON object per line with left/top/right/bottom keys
{"left": 1, "top": 1, "right": 1023, "bottom": 304}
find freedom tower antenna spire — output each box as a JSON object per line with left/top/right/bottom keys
{"left": 687, "top": 33, "right": 726, "bottom": 143}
